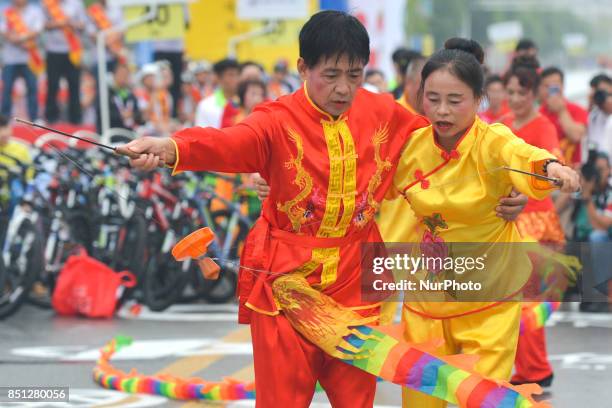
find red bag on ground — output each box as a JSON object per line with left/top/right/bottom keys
{"left": 52, "top": 251, "right": 136, "bottom": 318}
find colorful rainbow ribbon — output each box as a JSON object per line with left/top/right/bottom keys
{"left": 340, "top": 324, "right": 548, "bottom": 407}
{"left": 272, "top": 274, "right": 551, "bottom": 408}
{"left": 93, "top": 330, "right": 548, "bottom": 407}
{"left": 520, "top": 302, "right": 560, "bottom": 334}
{"left": 93, "top": 336, "right": 255, "bottom": 401}
{"left": 94, "top": 274, "right": 553, "bottom": 406}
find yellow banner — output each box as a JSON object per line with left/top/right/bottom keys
{"left": 185, "top": 0, "right": 318, "bottom": 73}
{"left": 124, "top": 4, "right": 185, "bottom": 43}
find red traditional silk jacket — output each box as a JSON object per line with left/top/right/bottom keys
{"left": 171, "top": 85, "right": 428, "bottom": 323}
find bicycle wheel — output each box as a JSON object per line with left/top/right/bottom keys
{"left": 0, "top": 217, "right": 43, "bottom": 319}
{"left": 112, "top": 213, "right": 147, "bottom": 274}
{"left": 142, "top": 218, "right": 191, "bottom": 311}
{"left": 199, "top": 209, "right": 249, "bottom": 304}
{"left": 112, "top": 212, "right": 148, "bottom": 304}
{"left": 142, "top": 250, "right": 191, "bottom": 311}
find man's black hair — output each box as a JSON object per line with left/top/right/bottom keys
{"left": 504, "top": 56, "right": 541, "bottom": 92}
{"left": 0, "top": 114, "right": 9, "bottom": 127}
{"left": 299, "top": 10, "right": 369, "bottom": 68}
{"left": 515, "top": 38, "right": 537, "bottom": 52}
{"left": 213, "top": 58, "right": 240, "bottom": 76}
{"left": 590, "top": 73, "right": 612, "bottom": 88}
{"left": 541, "top": 66, "right": 564, "bottom": 83}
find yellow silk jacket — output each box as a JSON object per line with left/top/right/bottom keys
{"left": 390, "top": 116, "right": 556, "bottom": 318}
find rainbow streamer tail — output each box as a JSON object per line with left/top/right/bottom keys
{"left": 272, "top": 274, "right": 552, "bottom": 408}
{"left": 94, "top": 273, "right": 555, "bottom": 406}
{"left": 340, "top": 324, "right": 550, "bottom": 408}
{"left": 93, "top": 336, "right": 255, "bottom": 401}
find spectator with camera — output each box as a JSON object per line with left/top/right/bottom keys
{"left": 539, "top": 67, "right": 588, "bottom": 167}
{"left": 577, "top": 151, "right": 612, "bottom": 241}
{"left": 587, "top": 74, "right": 612, "bottom": 157}
{"left": 575, "top": 150, "right": 612, "bottom": 312}
{"left": 600, "top": 82, "right": 612, "bottom": 161}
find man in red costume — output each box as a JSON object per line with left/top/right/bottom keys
{"left": 123, "top": 11, "right": 427, "bottom": 407}
{"left": 122, "top": 11, "right": 528, "bottom": 407}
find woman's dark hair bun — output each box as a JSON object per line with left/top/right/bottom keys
{"left": 444, "top": 37, "right": 484, "bottom": 65}
{"left": 510, "top": 55, "right": 540, "bottom": 71}
{"left": 504, "top": 54, "right": 541, "bottom": 91}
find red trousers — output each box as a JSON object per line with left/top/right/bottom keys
{"left": 512, "top": 326, "right": 553, "bottom": 383}
{"left": 250, "top": 311, "right": 377, "bottom": 408}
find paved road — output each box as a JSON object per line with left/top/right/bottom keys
{"left": 0, "top": 302, "right": 611, "bottom": 407}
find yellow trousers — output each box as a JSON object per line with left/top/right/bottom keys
{"left": 401, "top": 302, "right": 521, "bottom": 408}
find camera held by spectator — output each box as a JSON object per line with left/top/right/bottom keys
{"left": 593, "top": 88, "right": 612, "bottom": 115}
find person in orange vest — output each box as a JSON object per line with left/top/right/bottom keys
{"left": 134, "top": 63, "right": 173, "bottom": 136}
{"left": 42, "top": 0, "right": 85, "bottom": 124}
{"left": 152, "top": 5, "right": 189, "bottom": 119}
{"left": 178, "top": 70, "right": 198, "bottom": 126}
{"left": 85, "top": 0, "right": 125, "bottom": 80}
{"left": 191, "top": 60, "right": 215, "bottom": 101}
{"left": 0, "top": 0, "right": 44, "bottom": 121}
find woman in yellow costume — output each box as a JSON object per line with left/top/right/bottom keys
{"left": 389, "top": 38, "right": 580, "bottom": 408}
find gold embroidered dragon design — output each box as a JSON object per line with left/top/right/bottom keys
{"left": 353, "top": 123, "right": 392, "bottom": 228}
{"left": 277, "top": 127, "right": 314, "bottom": 232}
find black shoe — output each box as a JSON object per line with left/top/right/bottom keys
{"left": 537, "top": 373, "right": 554, "bottom": 388}
{"left": 511, "top": 373, "right": 554, "bottom": 388}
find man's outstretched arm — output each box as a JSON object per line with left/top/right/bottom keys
{"left": 122, "top": 111, "right": 271, "bottom": 174}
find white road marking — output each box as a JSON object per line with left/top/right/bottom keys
{"left": 547, "top": 311, "right": 612, "bottom": 329}
{"left": 117, "top": 304, "right": 239, "bottom": 322}
{"left": 11, "top": 339, "right": 252, "bottom": 361}
{"left": 549, "top": 352, "right": 612, "bottom": 370}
